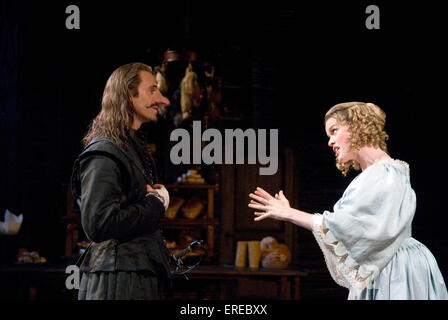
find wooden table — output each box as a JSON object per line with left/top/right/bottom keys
{"left": 0, "top": 264, "right": 68, "bottom": 300}
{"left": 172, "top": 264, "right": 309, "bottom": 300}
{"left": 0, "top": 264, "right": 309, "bottom": 300}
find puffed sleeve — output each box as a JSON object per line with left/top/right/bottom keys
{"left": 79, "top": 154, "right": 165, "bottom": 243}
{"left": 312, "top": 162, "right": 416, "bottom": 295}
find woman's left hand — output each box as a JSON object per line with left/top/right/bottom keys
{"left": 248, "top": 187, "right": 291, "bottom": 222}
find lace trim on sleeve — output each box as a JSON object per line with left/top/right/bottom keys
{"left": 311, "top": 214, "right": 375, "bottom": 298}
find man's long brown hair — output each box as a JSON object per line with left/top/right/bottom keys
{"left": 82, "top": 62, "right": 153, "bottom": 147}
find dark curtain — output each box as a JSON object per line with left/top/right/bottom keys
{"left": 0, "top": 1, "right": 447, "bottom": 282}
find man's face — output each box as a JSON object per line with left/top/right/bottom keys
{"left": 130, "top": 71, "right": 170, "bottom": 129}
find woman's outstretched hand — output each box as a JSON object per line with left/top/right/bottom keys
{"left": 249, "top": 187, "right": 292, "bottom": 222}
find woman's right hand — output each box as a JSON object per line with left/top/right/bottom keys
{"left": 249, "top": 188, "right": 292, "bottom": 222}
{"left": 275, "top": 190, "right": 290, "bottom": 208}
{"left": 249, "top": 188, "right": 313, "bottom": 230}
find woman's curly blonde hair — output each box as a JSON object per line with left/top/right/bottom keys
{"left": 82, "top": 62, "right": 153, "bottom": 148}
{"left": 324, "top": 102, "right": 389, "bottom": 176}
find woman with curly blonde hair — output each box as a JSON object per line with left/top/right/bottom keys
{"left": 324, "top": 102, "right": 390, "bottom": 176}
{"left": 249, "top": 102, "right": 448, "bottom": 300}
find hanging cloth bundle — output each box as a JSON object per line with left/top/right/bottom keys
{"left": 180, "top": 63, "right": 201, "bottom": 121}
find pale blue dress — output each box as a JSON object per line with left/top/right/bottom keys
{"left": 312, "top": 159, "right": 448, "bottom": 300}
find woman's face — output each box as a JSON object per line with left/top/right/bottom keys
{"left": 325, "top": 117, "right": 357, "bottom": 163}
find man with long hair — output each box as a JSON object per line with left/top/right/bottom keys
{"left": 71, "top": 62, "right": 171, "bottom": 299}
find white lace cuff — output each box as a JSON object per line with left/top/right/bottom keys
{"left": 145, "top": 186, "right": 170, "bottom": 211}
{"left": 154, "top": 186, "right": 170, "bottom": 211}
{"left": 311, "top": 214, "right": 374, "bottom": 299}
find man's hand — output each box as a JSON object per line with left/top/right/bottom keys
{"left": 147, "top": 184, "right": 165, "bottom": 192}
{"left": 147, "top": 184, "right": 169, "bottom": 210}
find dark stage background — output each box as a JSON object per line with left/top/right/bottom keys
{"left": 1, "top": 0, "right": 447, "bottom": 292}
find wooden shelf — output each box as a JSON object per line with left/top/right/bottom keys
{"left": 163, "top": 183, "right": 218, "bottom": 261}
{"left": 165, "top": 183, "right": 216, "bottom": 190}
{"left": 161, "top": 218, "right": 219, "bottom": 228}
